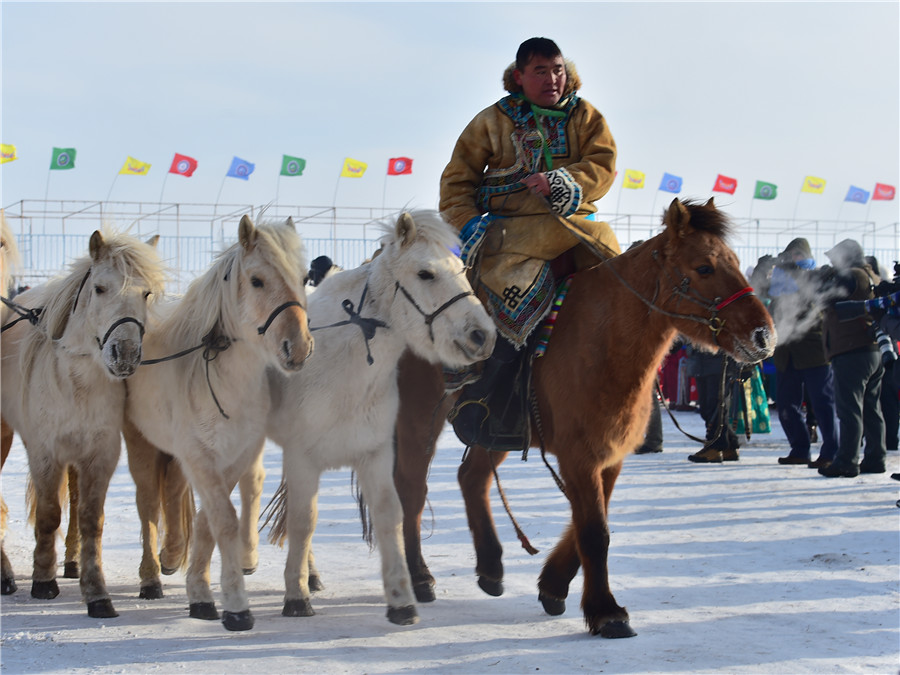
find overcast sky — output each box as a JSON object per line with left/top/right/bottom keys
{"left": 2, "top": 1, "right": 898, "bottom": 231}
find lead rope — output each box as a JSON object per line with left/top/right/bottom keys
{"left": 488, "top": 449, "right": 539, "bottom": 556}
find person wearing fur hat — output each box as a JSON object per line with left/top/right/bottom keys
{"left": 818, "top": 239, "right": 886, "bottom": 477}
{"left": 442, "top": 37, "right": 619, "bottom": 451}
{"left": 753, "top": 238, "right": 840, "bottom": 468}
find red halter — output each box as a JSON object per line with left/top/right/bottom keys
{"left": 715, "top": 286, "right": 755, "bottom": 311}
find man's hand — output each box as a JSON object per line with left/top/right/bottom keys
{"left": 522, "top": 172, "right": 550, "bottom": 197}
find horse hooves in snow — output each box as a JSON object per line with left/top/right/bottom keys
{"left": 87, "top": 599, "right": 119, "bottom": 618}
{"left": 63, "top": 562, "right": 79, "bottom": 579}
{"left": 1, "top": 576, "right": 16, "bottom": 595}
{"left": 242, "top": 567, "right": 256, "bottom": 576}
{"left": 222, "top": 609, "right": 254, "bottom": 631}
{"left": 189, "top": 602, "right": 220, "bottom": 620}
{"left": 595, "top": 620, "right": 637, "bottom": 639}
{"left": 386, "top": 605, "right": 419, "bottom": 626}
{"left": 308, "top": 574, "right": 325, "bottom": 593}
{"left": 478, "top": 576, "right": 504, "bottom": 597}
{"left": 539, "top": 593, "right": 566, "bottom": 616}
{"left": 282, "top": 598, "right": 315, "bottom": 617}
{"left": 30, "top": 579, "right": 59, "bottom": 599}
{"left": 138, "top": 582, "right": 163, "bottom": 600}
{"left": 413, "top": 581, "right": 435, "bottom": 603}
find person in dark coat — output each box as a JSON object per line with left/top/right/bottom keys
{"left": 818, "top": 239, "right": 886, "bottom": 477}
{"left": 685, "top": 347, "right": 742, "bottom": 463}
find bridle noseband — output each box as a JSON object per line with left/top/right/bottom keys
{"left": 257, "top": 300, "right": 304, "bottom": 336}
{"left": 394, "top": 282, "right": 474, "bottom": 343}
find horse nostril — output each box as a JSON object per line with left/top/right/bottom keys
{"left": 470, "top": 329, "right": 486, "bottom": 348}
{"left": 111, "top": 344, "right": 119, "bottom": 361}
{"left": 753, "top": 328, "right": 769, "bottom": 350}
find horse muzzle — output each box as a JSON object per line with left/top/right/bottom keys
{"left": 103, "top": 338, "right": 143, "bottom": 378}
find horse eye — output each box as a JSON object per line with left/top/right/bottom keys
{"left": 417, "top": 270, "right": 435, "bottom": 281}
{"left": 94, "top": 285, "right": 106, "bottom": 295}
{"left": 251, "top": 276, "right": 264, "bottom": 288}
{"left": 696, "top": 265, "right": 714, "bottom": 276}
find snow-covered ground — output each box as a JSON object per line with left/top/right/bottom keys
{"left": 1, "top": 409, "right": 898, "bottom": 674}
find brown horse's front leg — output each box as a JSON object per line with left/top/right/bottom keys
{"left": 545, "top": 458, "right": 635, "bottom": 638}
{"left": 394, "top": 352, "right": 449, "bottom": 603}
{"left": 459, "top": 445, "right": 508, "bottom": 596}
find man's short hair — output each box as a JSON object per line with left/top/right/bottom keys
{"left": 516, "top": 37, "right": 562, "bottom": 71}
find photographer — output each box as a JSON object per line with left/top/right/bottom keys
{"left": 817, "top": 239, "right": 886, "bottom": 478}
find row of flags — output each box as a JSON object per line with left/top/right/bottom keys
{"left": 621, "top": 169, "right": 896, "bottom": 204}
{"left": 0, "top": 145, "right": 415, "bottom": 180}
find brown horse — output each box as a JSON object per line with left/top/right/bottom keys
{"left": 393, "top": 198, "right": 776, "bottom": 637}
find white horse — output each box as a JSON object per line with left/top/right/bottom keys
{"left": 124, "top": 215, "right": 313, "bottom": 631}
{"left": 0, "top": 228, "right": 166, "bottom": 616}
{"left": 264, "top": 210, "right": 495, "bottom": 625}
{"left": 1, "top": 209, "right": 23, "bottom": 595}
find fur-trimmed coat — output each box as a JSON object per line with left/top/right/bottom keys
{"left": 439, "top": 60, "right": 620, "bottom": 344}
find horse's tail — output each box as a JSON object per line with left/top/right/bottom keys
{"left": 24, "top": 469, "right": 70, "bottom": 529}
{"left": 157, "top": 455, "right": 194, "bottom": 572}
{"left": 351, "top": 471, "right": 375, "bottom": 552}
{"left": 261, "top": 480, "right": 288, "bottom": 547}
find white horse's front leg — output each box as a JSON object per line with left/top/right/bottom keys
{"left": 281, "top": 454, "right": 319, "bottom": 618}
{"left": 239, "top": 449, "right": 265, "bottom": 575}
{"left": 187, "top": 475, "right": 253, "bottom": 631}
{"left": 356, "top": 445, "right": 418, "bottom": 625}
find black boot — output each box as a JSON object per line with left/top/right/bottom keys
{"left": 449, "top": 337, "right": 531, "bottom": 452}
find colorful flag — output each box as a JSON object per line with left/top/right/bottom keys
{"left": 50, "top": 147, "right": 76, "bottom": 170}
{"left": 387, "top": 157, "right": 413, "bottom": 176}
{"left": 280, "top": 155, "right": 306, "bottom": 177}
{"left": 340, "top": 157, "right": 367, "bottom": 178}
{"left": 118, "top": 156, "right": 152, "bottom": 176}
{"left": 873, "top": 183, "right": 896, "bottom": 201}
{"left": 658, "top": 172, "right": 682, "bottom": 194}
{"left": 0, "top": 144, "right": 17, "bottom": 164}
{"left": 753, "top": 181, "right": 778, "bottom": 200}
{"left": 622, "top": 169, "right": 645, "bottom": 189}
{"left": 226, "top": 156, "right": 255, "bottom": 180}
{"left": 844, "top": 185, "right": 870, "bottom": 204}
{"left": 801, "top": 176, "right": 826, "bottom": 194}
{"left": 712, "top": 174, "right": 737, "bottom": 194}
{"left": 169, "top": 153, "right": 198, "bottom": 177}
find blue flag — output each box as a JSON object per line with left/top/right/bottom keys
{"left": 226, "top": 156, "right": 255, "bottom": 180}
{"left": 844, "top": 185, "right": 870, "bottom": 204}
{"left": 658, "top": 172, "right": 683, "bottom": 194}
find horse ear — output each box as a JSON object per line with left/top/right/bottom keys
{"left": 396, "top": 212, "right": 417, "bottom": 248}
{"left": 89, "top": 230, "right": 107, "bottom": 261}
{"left": 285, "top": 216, "right": 296, "bottom": 231}
{"left": 665, "top": 198, "right": 691, "bottom": 240}
{"left": 705, "top": 197, "right": 716, "bottom": 209}
{"left": 145, "top": 234, "right": 160, "bottom": 249}
{"left": 239, "top": 214, "right": 257, "bottom": 251}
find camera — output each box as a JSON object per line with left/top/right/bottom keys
{"left": 875, "top": 327, "right": 897, "bottom": 366}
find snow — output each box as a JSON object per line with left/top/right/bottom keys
{"left": 1, "top": 410, "right": 898, "bottom": 674}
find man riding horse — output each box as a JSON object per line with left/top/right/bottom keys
{"left": 441, "top": 37, "right": 621, "bottom": 450}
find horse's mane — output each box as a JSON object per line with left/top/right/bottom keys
{"left": 673, "top": 199, "right": 732, "bottom": 239}
{"left": 31, "top": 228, "right": 167, "bottom": 342}
{"left": 155, "top": 220, "right": 305, "bottom": 346}
{"left": 1, "top": 209, "right": 22, "bottom": 289}
{"left": 376, "top": 209, "right": 460, "bottom": 252}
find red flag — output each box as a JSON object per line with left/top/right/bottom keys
{"left": 712, "top": 174, "right": 737, "bottom": 194}
{"left": 169, "top": 153, "right": 198, "bottom": 177}
{"left": 873, "top": 182, "right": 896, "bottom": 201}
{"left": 387, "top": 157, "right": 413, "bottom": 175}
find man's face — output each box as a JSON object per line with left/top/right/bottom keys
{"left": 514, "top": 54, "right": 567, "bottom": 107}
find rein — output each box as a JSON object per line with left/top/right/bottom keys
{"left": 1, "top": 295, "right": 42, "bottom": 332}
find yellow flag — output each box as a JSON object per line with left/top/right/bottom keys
{"left": 800, "top": 175, "right": 826, "bottom": 194}
{"left": 119, "top": 156, "right": 152, "bottom": 176}
{"left": 340, "top": 157, "right": 367, "bottom": 178}
{"left": 623, "top": 169, "right": 645, "bottom": 189}
{"left": 1, "top": 143, "right": 17, "bottom": 163}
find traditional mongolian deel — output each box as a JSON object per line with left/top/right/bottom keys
{"left": 441, "top": 61, "right": 620, "bottom": 347}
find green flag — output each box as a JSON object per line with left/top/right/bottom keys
{"left": 280, "top": 155, "right": 306, "bottom": 177}
{"left": 753, "top": 180, "right": 777, "bottom": 200}
{"left": 50, "top": 147, "right": 76, "bottom": 170}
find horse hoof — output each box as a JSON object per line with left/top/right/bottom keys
{"left": 477, "top": 576, "right": 504, "bottom": 597}
{"left": 308, "top": 574, "right": 325, "bottom": 593}
{"left": 222, "top": 609, "right": 254, "bottom": 631}
{"left": 189, "top": 602, "right": 220, "bottom": 620}
{"left": 160, "top": 566, "right": 178, "bottom": 576}
{"left": 282, "top": 598, "right": 315, "bottom": 617}
{"left": 31, "top": 579, "right": 59, "bottom": 600}
{"left": 87, "top": 599, "right": 119, "bottom": 618}
{"left": 386, "top": 604, "right": 419, "bottom": 626}
{"left": 595, "top": 620, "right": 637, "bottom": 639}
{"left": 413, "top": 581, "right": 436, "bottom": 603}
{"left": 1, "top": 576, "right": 17, "bottom": 595}
{"left": 63, "top": 562, "right": 79, "bottom": 579}
{"left": 539, "top": 592, "right": 566, "bottom": 616}
{"left": 139, "top": 582, "right": 164, "bottom": 600}
{"left": 242, "top": 567, "right": 256, "bottom": 576}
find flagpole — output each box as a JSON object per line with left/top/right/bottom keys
{"left": 791, "top": 189, "right": 802, "bottom": 228}
{"left": 615, "top": 182, "right": 623, "bottom": 221}
{"left": 43, "top": 170, "right": 52, "bottom": 233}
{"left": 276, "top": 175, "right": 281, "bottom": 210}
{"left": 382, "top": 171, "right": 388, "bottom": 217}
{"left": 215, "top": 175, "right": 227, "bottom": 209}
{"left": 332, "top": 163, "right": 343, "bottom": 259}
{"left": 650, "top": 189, "right": 659, "bottom": 223}
{"left": 106, "top": 174, "right": 120, "bottom": 203}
